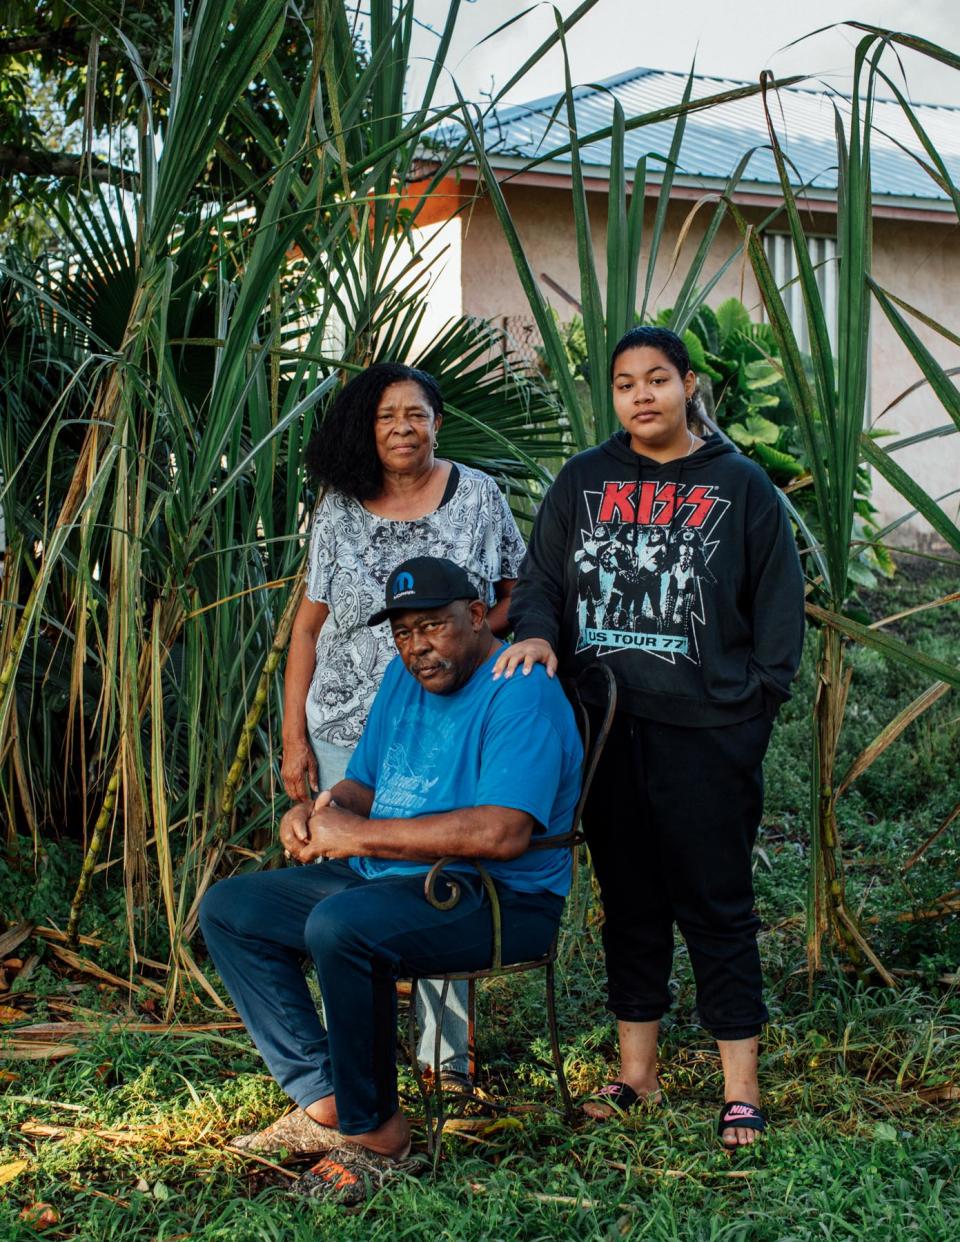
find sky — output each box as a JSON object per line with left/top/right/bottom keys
{"left": 405, "top": 0, "right": 960, "bottom": 110}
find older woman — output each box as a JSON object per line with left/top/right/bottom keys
{"left": 250, "top": 361, "right": 524, "bottom": 1152}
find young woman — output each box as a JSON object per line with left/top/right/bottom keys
{"left": 493, "top": 327, "right": 805, "bottom": 1147}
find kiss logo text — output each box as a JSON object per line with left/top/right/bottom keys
{"left": 597, "top": 480, "right": 719, "bottom": 528}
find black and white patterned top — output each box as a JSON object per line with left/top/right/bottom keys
{"left": 304, "top": 463, "right": 526, "bottom": 748}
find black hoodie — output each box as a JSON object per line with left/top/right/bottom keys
{"left": 509, "top": 431, "right": 806, "bottom": 726}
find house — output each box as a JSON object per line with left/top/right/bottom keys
{"left": 416, "top": 68, "right": 960, "bottom": 548}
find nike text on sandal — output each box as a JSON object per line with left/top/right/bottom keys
{"left": 582, "top": 1080, "right": 660, "bottom": 1116}
{"left": 717, "top": 1100, "right": 766, "bottom": 1145}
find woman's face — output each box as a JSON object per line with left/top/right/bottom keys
{"left": 372, "top": 380, "right": 441, "bottom": 475}
{"left": 611, "top": 346, "right": 696, "bottom": 461}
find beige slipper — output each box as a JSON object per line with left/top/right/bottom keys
{"left": 229, "top": 1106, "right": 349, "bottom": 1156}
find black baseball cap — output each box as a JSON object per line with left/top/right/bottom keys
{"left": 367, "top": 556, "right": 480, "bottom": 626}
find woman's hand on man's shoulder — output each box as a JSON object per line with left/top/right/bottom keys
{"left": 492, "top": 639, "right": 558, "bottom": 681}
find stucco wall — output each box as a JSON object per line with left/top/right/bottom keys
{"left": 461, "top": 184, "right": 769, "bottom": 324}
{"left": 459, "top": 182, "right": 960, "bottom": 546}
{"left": 869, "top": 216, "right": 960, "bottom": 548}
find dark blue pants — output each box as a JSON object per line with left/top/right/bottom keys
{"left": 199, "top": 860, "right": 562, "bottom": 1134}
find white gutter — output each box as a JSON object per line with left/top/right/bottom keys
{"left": 453, "top": 155, "right": 957, "bottom": 220}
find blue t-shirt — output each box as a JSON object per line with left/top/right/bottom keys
{"left": 344, "top": 647, "right": 583, "bottom": 896}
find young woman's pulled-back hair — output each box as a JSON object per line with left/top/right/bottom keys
{"left": 609, "top": 325, "right": 714, "bottom": 436}
{"left": 305, "top": 362, "right": 444, "bottom": 501}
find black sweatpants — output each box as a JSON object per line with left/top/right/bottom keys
{"left": 582, "top": 709, "right": 772, "bottom": 1040}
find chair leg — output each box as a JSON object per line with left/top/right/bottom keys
{"left": 407, "top": 979, "right": 436, "bottom": 1157}
{"left": 467, "top": 977, "right": 477, "bottom": 1082}
{"left": 545, "top": 959, "right": 573, "bottom": 1119}
{"left": 430, "top": 977, "right": 451, "bottom": 1170}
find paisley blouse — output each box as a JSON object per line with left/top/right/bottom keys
{"left": 304, "top": 463, "right": 526, "bottom": 749}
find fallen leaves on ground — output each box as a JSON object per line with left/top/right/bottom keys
{"left": 1, "top": 1041, "right": 80, "bottom": 1061}
{"left": 47, "top": 945, "right": 165, "bottom": 997}
{"left": 18, "top": 1203, "right": 59, "bottom": 1229}
{"left": 0, "top": 923, "right": 34, "bottom": 958}
{"left": 918, "top": 1083, "right": 960, "bottom": 1104}
{"left": 0, "top": 1160, "right": 30, "bottom": 1186}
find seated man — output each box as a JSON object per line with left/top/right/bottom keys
{"left": 200, "top": 555, "right": 583, "bottom": 1197}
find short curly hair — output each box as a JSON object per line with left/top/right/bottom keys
{"left": 305, "top": 362, "right": 444, "bottom": 501}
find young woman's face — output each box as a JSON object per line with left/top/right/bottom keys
{"left": 372, "top": 380, "right": 441, "bottom": 475}
{"left": 611, "top": 346, "right": 696, "bottom": 461}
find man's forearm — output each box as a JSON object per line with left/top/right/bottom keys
{"left": 308, "top": 803, "right": 534, "bottom": 863}
{"left": 328, "top": 777, "right": 375, "bottom": 817}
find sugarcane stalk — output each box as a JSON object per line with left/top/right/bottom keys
{"left": 214, "top": 564, "right": 307, "bottom": 830}
{"left": 64, "top": 593, "right": 185, "bottom": 948}
{"left": 63, "top": 422, "right": 300, "bottom": 953}
{"left": 809, "top": 624, "right": 893, "bottom": 985}
{"left": 176, "top": 564, "right": 308, "bottom": 955}
{"left": 0, "top": 286, "right": 148, "bottom": 755}
{"left": 65, "top": 767, "right": 121, "bottom": 946}
{"left": 816, "top": 630, "right": 853, "bottom": 953}
{"left": 0, "top": 426, "right": 98, "bottom": 736}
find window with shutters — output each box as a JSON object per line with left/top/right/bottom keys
{"left": 762, "top": 233, "right": 838, "bottom": 355}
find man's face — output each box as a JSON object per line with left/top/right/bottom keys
{"left": 389, "top": 599, "right": 486, "bottom": 695}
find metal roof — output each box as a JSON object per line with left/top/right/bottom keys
{"left": 461, "top": 67, "right": 960, "bottom": 206}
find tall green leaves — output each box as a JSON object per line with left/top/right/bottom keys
{"left": 734, "top": 35, "right": 960, "bottom": 972}
{"left": 4, "top": 5, "right": 960, "bottom": 988}
{"left": 150, "top": 0, "right": 289, "bottom": 247}
{"left": 0, "top": 0, "right": 576, "bottom": 977}
{"left": 459, "top": 26, "right": 959, "bottom": 979}
{"left": 740, "top": 42, "right": 960, "bottom": 601}
{"left": 455, "top": 91, "right": 588, "bottom": 450}
{"left": 460, "top": 60, "right": 770, "bottom": 449}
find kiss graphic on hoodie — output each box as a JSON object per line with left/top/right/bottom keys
{"left": 509, "top": 430, "right": 805, "bottom": 726}
{"left": 575, "top": 479, "right": 730, "bottom": 662}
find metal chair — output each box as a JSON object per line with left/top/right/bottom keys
{"left": 406, "top": 663, "right": 617, "bottom": 1158}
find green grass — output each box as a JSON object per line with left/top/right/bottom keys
{"left": 2, "top": 981, "right": 958, "bottom": 1241}
{"left": 2, "top": 559, "right": 959, "bottom": 1240}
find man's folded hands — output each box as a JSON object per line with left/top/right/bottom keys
{"left": 280, "top": 790, "right": 360, "bottom": 863}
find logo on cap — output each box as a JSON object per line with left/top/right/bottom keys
{"left": 393, "top": 570, "right": 415, "bottom": 596}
